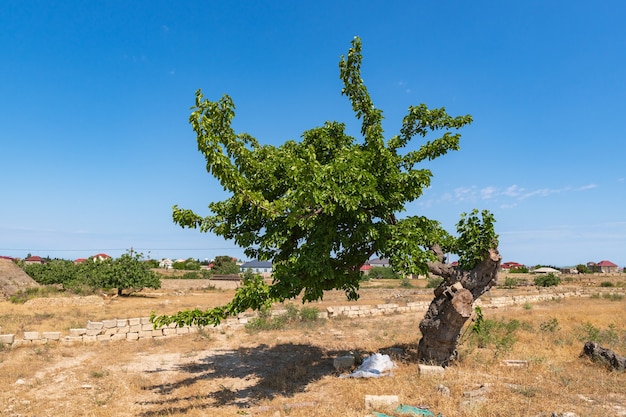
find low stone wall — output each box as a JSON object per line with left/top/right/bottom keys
{"left": 0, "top": 287, "right": 621, "bottom": 349}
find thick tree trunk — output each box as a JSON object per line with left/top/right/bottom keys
{"left": 417, "top": 246, "right": 501, "bottom": 366}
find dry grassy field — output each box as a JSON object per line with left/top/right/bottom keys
{"left": 0, "top": 277, "right": 625, "bottom": 416}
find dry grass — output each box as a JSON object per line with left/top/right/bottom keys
{"left": 0, "top": 278, "right": 625, "bottom": 416}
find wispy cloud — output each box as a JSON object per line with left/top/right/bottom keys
{"left": 421, "top": 183, "right": 597, "bottom": 207}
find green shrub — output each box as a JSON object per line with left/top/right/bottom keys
{"left": 426, "top": 276, "right": 444, "bottom": 288}
{"left": 9, "top": 286, "right": 60, "bottom": 304}
{"left": 534, "top": 273, "right": 561, "bottom": 287}
{"left": 300, "top": 306, "right": 320, "bottom": 321}
{"left": 600, "top": 281, "right": 614, "bottom": 287}
{"left": 540, "top": 318, "right": 560, "bottom": 333}
{"left": 602, "top": 293, "right": 624, "bottom": 301}
{"left": 368, "top": 266, "right": 399, "bottom": 279}
{"left": 466, "top": 307, "right": 523, "bottom": 356}
{"left": 503, "top": 277, "right": 520, "bottom": 288}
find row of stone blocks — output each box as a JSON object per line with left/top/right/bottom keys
{"left": 0, "top": 289, "right": 602, "bottom": 349}
{"left": 0, "top": 316, "right": 247, "bottom": 348}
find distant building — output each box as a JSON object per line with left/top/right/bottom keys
{"left": 501, "top": 261, "right": 525, "bottom": 271}
{"left": 240, "top": 260, "right": 272, "bottom": 274}
{"left": 594, "top": 260, "right": 620, "bottom": 274}
{"left": 24, "top": 256, "right": 45, "bottom": 265}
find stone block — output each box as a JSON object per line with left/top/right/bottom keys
{"left": 102, "top": 319, "right": 117, "bottom": 329}
{"left": 62, "top": 336, "right": 83, "bottom": 344}
{"left": 82, "top": 335, "right": 97, "bottom": 343}
{"left": 176, "top": 327, "right": 189, "bottom": 335}
{"left": 69, "top": 328, "right": 87, "bottom": 337}
{"left": 86, "top": 321, "right": 103, "bottom": 330}
{"left": 129, "top": 324, "right": 141, "bottom": 333}
{"left": 23, "top": 331, "right": 40, "bottom": 340}
{"left": 42, "top": 332, "right": 61, "bottom": 340}
{"left": 128, "top": 318, "right": 141, "bottom": 326}
{"left": 141, "top": 323, "right": 154, "bottom": 331}
{"left": 103, "top": 328, "right": 118, "bottom": 336}
{"left": 364, "top": 395, "right": 399, "bottom": 410}
{"left": 117, "top": 326, "right": 130, "bottom": 334}
{"left": 151, "top": 329, "right": 163, "bottom": 337}
{"left": 333, "top": 355, "right": 356, "bottom": 371}
{"left": 96, "top": 334, "right": 110, "bottom": 341}
{"left": 0, "top": 334, "right": 15, "bottom": 344}
{"left": 163, "top": 328, "right": 178, "bottom": 336}
{"left": 116, "top": 319, "right": 128, "bottom": 327}
{"left": 86, "top": 329, "right": 102, "bottom": 336}
{"left": 138, "top": 330, "right": 153, "bottom": 338}
{"left": 418, "top": 364, "right": 445, "bottom": 376}
{"left": 126, "top": 333, "right": 139, "bottom": 341}
{"left": 140, "top": 317, "right": 151, "bottom": 324}
{"left": 110, "top": 333, "right": 126, "bottom": 341}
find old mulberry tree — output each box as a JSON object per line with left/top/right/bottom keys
{"left": 153, "top": 37, "right": 500, "bottom": 365}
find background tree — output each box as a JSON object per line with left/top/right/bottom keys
{"left": 211, "top": 255, "right": 239, "bottom": 275}
{"left": 153, "top": 37, "right": 500, "bottom": 365}
{"left": 103, "top": 251, "right": 161, "bottom": 296}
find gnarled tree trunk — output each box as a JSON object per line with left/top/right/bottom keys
{"left": 418, "top": 246, "right": 501, "bottom": 366}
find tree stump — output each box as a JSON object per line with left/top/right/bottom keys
{"left": 581, "top": 341, "right": 626, "bottom": 371}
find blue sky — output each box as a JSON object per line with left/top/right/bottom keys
{"left": 1, "top": 1, "right": 624, "bottom": 267}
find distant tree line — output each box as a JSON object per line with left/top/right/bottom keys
{"left": 23, "top": 251, "right": 160, "bottom": 296}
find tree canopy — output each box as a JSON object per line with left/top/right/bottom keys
{"left": 153, "top": 37, "right": 497, "bottom": 328}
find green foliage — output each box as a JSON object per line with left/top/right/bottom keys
{"left": 600, "top": 281, "right": 614, "bottom": 287}
{"left": 454, "top": 209, "right": 498, "bottom": 270}
{"left": 211, "top": 255, "right": 239, "bottom": 274}
{"left": 503, "top": 277, "right": 520, "bottom": 288}
{"left": 469, "top": 314, "right": 521, "bottom": 356}
{"left": 576, "top": 264, "right": 591, "bottom": 274}
{"left": 575, "top": 322, "right": 622, "bottom": 347}
{"left": 540, "top": 318, "right": 560, "bottom": 333}
{"left": 245, "top": 303, "right": 320, "bottom": 331}
{"left": 156, "top": 37, "right": 496, "bottom": 327}
{"left": 368, "top": 266, "right": 399, "bottom": 279}
{"left": 400, "top": 277, "right": 412, "bottom": 288}
{"left": 426, "top": 276, "right": 444, "bottom": 288}
{"left": 100, "top": 251, "right": 161, "bottom": 296}
{"left": 9, "top": 286, "right": 60, "bottom": 304}
{"left": 508, "top": 266, "right": 529, "bottom": 273}
{"left": 533, "top": 273, "right": 561, "bottom": 287}
{"left": 173, "top": 258, "right": 201, "bottom": 271}
{"left": 23, "top": 259, "right": 77, "bottom": 286}
{"left": 23, "top": 251, "right": 160, "bottom": 296}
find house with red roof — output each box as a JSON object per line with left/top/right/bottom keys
{"left": 24, "top": 255, "right": 45, "bottom": 265}
{"left": 595, "top": 260, "right": 620, "bottom": 274}
{"left": 91, "top": 253, "right": 111, "bottom": 262}
{"left": 501, "top": 261, "right": 525, "bottom": 271}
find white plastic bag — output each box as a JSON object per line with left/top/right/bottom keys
{"left": 340, "top": 353, "right": 395, "bottom": 378}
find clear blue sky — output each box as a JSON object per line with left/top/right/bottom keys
{"left": 1, "top": 1, "right": 624, "bottom": 267}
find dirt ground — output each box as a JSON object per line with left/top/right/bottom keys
{"left": 1, "top": 278, "right": 625, "bottom": 416}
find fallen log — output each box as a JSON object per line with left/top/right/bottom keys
{"left": 581, "top": 341, "right": 626, "bottom": 371}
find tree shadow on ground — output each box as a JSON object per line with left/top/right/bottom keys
{"left": 136, "top": 342, "right": 337, "bottom": 416}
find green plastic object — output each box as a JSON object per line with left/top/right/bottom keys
{"left": 372, "top": 404, "right": 438, "bottom": 416}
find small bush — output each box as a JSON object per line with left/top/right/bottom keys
{"left": 400, "top": 277, "right": 412, "bottom": 288}
{"left": 503, "top": 277, "right": 520, "bottom": 288}
{"left": 300, "top": 306, "right": 320, "bottom": 321}
{"left": 9, "top": 286, "right": 60, "bottom": 304}
{"left": 466, "top": 307, "right": 523, "bottom": 357}
{"left": 599, "top": 281, "right": 614, "bottom": 287}
{"left": 534, "top": 273, "right": 561, "bottom": 287}
{"left": 602, "top": 293, "right": 624, "bottom": 301}
{"left": 426, "top": 276, "right": 444, "bottom": 288}
{"left": 540, "top": 318, "right": 560, "bottom": 333}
